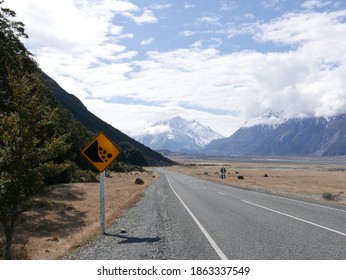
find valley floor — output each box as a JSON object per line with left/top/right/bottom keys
{"left": 167, "top": 155, "right": 346, "bottom": 207}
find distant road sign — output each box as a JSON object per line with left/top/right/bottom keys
{"left": 81, "top": 132, "right": 120, "bottom": 172}
{"left": 220, "top": 167, "right": 227, "bottom": 179}
{"left": 220, "top": 167, "right": 227, "bottom": 174}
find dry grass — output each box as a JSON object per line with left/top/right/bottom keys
{"left": 168, "top": 160, "right": 346, "bottom": 206}
{"left": 12, "top": 170, "right": 157, "bottom": 260}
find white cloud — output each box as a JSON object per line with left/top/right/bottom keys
{"left": 256, "top": 10, "right": 346, "bottom": 47}
{"left": 180, "top": 30, "right": 196, "bottom": 37}
{"left": 151, "top": 3, "right": 172, "bottom": 10}
{"left": 191, "top": 40, "right": 202, "bottom": 48}
{"left": 225, "top": 23, "right": 257, "bottom": 38}
{"left": 143, "top": 125, "right": 172, "bottom": 135}
{"left": 82, "top": 99, "right": 241, "bottom": 137}
{"left": 184, "top": 3, "right": 195, "bottom": 9}
{"left": 140, "top": 37, "right": 154, "bottom": 46}
{"left": 118, "top": 33, "right": 135, "bottom": 39}
{"left": 262, "top": 0, "right": 280, "bottom": 9}
{"left": 39, "top": 25, "right": 346, "bottom": 134}
{"left": 244, "top": 13, "right": 256, "bottom": 20}
{"left": 252, "top": 10, "right": 346, "bottom": 118}
{"left": 123, "top": 9, "right": 158, "bottom": 24}
{"left": 96, "top": 0, "right": 139, "bottom": 12}
{"left": 10, "top": 1, "right": 105, "bottom": 50}
{"left": 7, "top": 1, "right": 346, "bottom": 136}
{"left": 220, "top": 1, "right": 237, "bottom": 11}
{"left": 301, "top": 0, "right": 333, "bottom": 10}
{"left": 10, "top": 0, "right": 140, "bottom": 51}
{"left": 197, "top": 16, "right": 220, "bottom": 25}
{"left": 109, "top": 25, "right": 124, "bottom": 35}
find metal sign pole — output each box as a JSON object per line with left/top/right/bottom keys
{"left": 100, "top": 171, "right": 106, "bottom": 234}
{"left": 81, "top": 131, "right": 120, "bottom": 235}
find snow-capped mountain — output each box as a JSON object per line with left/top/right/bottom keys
{"left": 204, "top": 113, "right": 346, "bottom": 156}
{"left": 204, "top": 111, "right": 284, "bottom": 156}
{"left": 136, "top": 116, "right": 224, "bottom": 153}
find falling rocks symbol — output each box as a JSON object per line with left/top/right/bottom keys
{"left": 82, "top": 132, "right": 120, "bottom": 173}
{"left": 99, "top": 146, "right": 113, "bottom": 163}
{"left": 83, "top": 140, "right": 113, "bottom": 163}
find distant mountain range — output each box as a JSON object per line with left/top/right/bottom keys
{"left": 136, "top": 116, "right": 224, "bottom": 153}
{"left": 205, "top": 112, "right": 346, "bottom": 156}
{"left": 42, "top": 73, "right": 173, "bottom": 166}
{"left": 42, "top": 74, "right": 346, "bottom": 159}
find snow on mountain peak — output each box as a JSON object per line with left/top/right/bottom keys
{"left": 136, "top": 116, "right": 224, "bottom": 153}
{"left": 242, "top": 111, "right": 285, "bottom": 128}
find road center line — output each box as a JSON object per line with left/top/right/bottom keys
{"left": 217, "top": 192, "right": 225, "bottom": 196}
{"left": 242, "top": 200, "right": 346, "bottom": 237}
{"left": 167, "top": 177, "right": 228, "bottom": 260}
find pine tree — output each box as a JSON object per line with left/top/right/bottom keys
{"left": 0, "top": 1, "right": 70, "bottom": 259}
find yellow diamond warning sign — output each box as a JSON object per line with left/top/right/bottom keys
{"left": 81, "top": 132, "right": 120, "bottom": 172}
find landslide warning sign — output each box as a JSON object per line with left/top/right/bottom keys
{"left": 81, "top": 132, "right": 120, "bottom": 172}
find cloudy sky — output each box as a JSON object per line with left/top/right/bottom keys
{"left": 8, "top": 0, "right": 346, "bottom": 137}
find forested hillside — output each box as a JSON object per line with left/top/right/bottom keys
{"left": 42, "top": 73, "right": 174, "bottom": 166}
{"left": 1, "top": 1, "right": 89, "bottom": 259}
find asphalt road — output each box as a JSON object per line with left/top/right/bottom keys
{"left": 67, "top": 168, "right": 346, "bottom": 260}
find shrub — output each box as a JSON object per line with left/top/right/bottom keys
{"left": 109, "top": 161, "right": 145, "bottom": 173}
{"left": 322, "top": 192, "right": 337, "bottom": 201}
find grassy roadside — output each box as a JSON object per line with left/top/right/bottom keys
{"left": 4, "top": 170, "right": 158, "bottom": 260}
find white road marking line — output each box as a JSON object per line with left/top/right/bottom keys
{"left": 167, "top": 177, "right": 228, "bottom": 260}
{"left": 217, "top": 192, "right": 225, "bottom": 196}
{"left": 203, "top": 187, "right": 207, "bottom": 190}
{"left": 193, "top": 173, "right": 346, "bottom": 213}
{"left": 216, "top": 180, "right": 346, "bottom": 213}
{"left": 242, "top": 200, "right": 346, "bottom": 237}
{"left": 264, "top": 195, "right": 346, "bottom": 213}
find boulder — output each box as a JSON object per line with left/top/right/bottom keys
{"left": 135, "top": 177, "right": 145, "bottom": 185}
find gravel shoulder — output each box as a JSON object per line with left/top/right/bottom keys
{"left": 65, "top": 174, "right": 218, "bottom": 260}
{"left": 65, "top": 177, "right": 168, "bottom": 260}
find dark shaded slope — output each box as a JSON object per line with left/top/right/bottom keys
{"left": 205, "top": 125, "right": 276, "bottom": 156}
{"left": 42, "top": 73, "right": 173, "bottom": 166}
{"left": 205, "top": 115, "right": 346, "bottom": 156}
